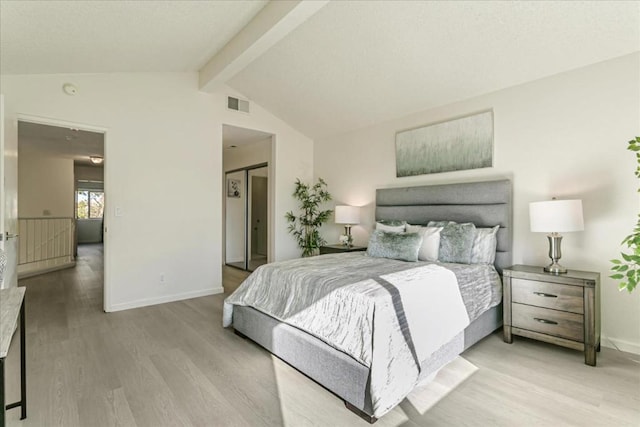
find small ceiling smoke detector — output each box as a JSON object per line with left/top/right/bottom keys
{"left": 89, "top": 156, "right": 104, "bottom": 165}
{"left": 63, "top": 83, "right": 77, "bottom": 96}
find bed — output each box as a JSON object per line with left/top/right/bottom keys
{"left": 224, "top": 179, "right": 512, "bottom": 422}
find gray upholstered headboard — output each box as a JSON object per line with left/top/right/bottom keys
{"left": 375, "top": 179, "right": 513, "bottom": 273}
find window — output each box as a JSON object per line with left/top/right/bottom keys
{"left": 76, "top": 190, "right": 104, "bottom": 219}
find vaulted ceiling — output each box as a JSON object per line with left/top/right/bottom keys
{"left": 0, "top": 0, "right": 268, "bottom": 73}
{"left": 2, "top": 1, "right": 638, "bottom": 140}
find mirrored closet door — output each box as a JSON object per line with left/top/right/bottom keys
{"left": 225, "top": 164, "right": 268, "bottom": 271}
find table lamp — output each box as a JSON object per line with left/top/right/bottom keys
{"left": 335, "top": 205, "right": 360, "bottom": 248}
{"left": 529, "top": 199, "right": 584, "bottom": 274}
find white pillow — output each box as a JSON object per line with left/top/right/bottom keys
{"left": 376, "top": 220, "right": 406, "bottom": 233}
{"left": 406, "top": 224, "right": 443, "bottom": 262}
{"left": 470, "top": 226, "right": 500, "bottom": 264}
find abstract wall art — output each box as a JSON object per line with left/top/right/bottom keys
{"left": 395, "top": 110, "right": 494, "bottom": 177}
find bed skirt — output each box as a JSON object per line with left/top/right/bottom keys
{"left": 232, "top": 303, "right": 502, "bottom": 417}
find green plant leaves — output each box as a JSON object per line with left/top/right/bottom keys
{"left": 610, "top": 136, "right": 640, "bottom": 293}
{"left": 286, "top": 178, "right": 333, "bottom": 257}
{"left": 611, "top": 264, "right": 628, "bottom": 272}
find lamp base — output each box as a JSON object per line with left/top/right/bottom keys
{"left": 343, "top": 225, "right": 353, "bottom": 248}
{"left": 544, "top": 234, "right": 568, "bottom": 274}
{"left": 544, "top": 262, "right": 567, "bottom": 274}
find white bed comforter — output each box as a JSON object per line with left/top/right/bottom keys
{"left": 223, "top": 253, "right": 499, "bottom": 417}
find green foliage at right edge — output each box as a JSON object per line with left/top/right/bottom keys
{"left": 610, "top": 136, "right": 640, "bottom": 292}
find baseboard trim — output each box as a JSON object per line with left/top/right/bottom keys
{"left": 106, "top": 287, "right": 224, "bottom": 312}
{"left": 601, "top": 335, "right": 640, "bottom": 355}
{"left": 18, "top": 261, "right": 76, "bottom": 279}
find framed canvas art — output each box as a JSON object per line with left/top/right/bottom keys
{"left": 395, "top": 110, "right": 494, "bottom": 177}
{"left": 227, "top": 178, "right": 241, "bottom": 198}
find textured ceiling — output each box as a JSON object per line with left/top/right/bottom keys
{"left": 19, "top": 121, "right": 105, "bottom": 167}
{"left": 223, "top": 125, "right": 273, "bottom": 149}
{"left": 228, "top": 1, "right": 640, "bottom": 139}
{"left": 0, "top": 0, "right": 268, "bottom": 74}
{"left": 1, "top": 1, "right": 638, "bottom": 141}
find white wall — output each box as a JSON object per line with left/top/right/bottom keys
{"left": 77, "top": 219, "right": 103, "bottom": 244}
{"left": 18, "top": 149, "right": 74, "bottom": 218}
{"left": 1, "top": 73, "right": 313, "bottom": 311}
{"left": 315, "top": 53, "right": 640, "bottom": 353}
{"left": 224, "top": 137, "right": 271, "bottom": 171}
{"left": 75, "top": 164, "right": 104, "bottom": 182}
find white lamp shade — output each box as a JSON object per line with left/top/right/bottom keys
{"left": 335, "top": 205, "right": 360, "bottom": 225}
{"left": 529, "top": 199, "right": 584, "bottom": 233}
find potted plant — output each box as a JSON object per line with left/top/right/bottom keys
{"left": 610, "top": 136, "right": 640, "bottom": 292}
{"left": 286, "top": 178, "right": 333, "bottom": 257}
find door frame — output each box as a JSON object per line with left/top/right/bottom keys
{"left": 0, "top": 93, "right": 18, "bottom": 289}
{"left": 15, "top": 114, "right": 110, "bottom": 310}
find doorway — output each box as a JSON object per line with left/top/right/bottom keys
{"left": 15, "top": 119, "right": 106, "bottom": 293}
{"left": 222, "top": 124, "right": 273, "bottom": 273}
{"left": 225, "top": 164, "right": 268, "bottom": 271}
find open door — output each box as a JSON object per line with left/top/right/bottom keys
{"left": 0, "top": 94, "right": 19, "bottom": 289}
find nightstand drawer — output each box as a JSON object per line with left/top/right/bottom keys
{"left": 512, "top": 303, "right": 584, "bottom": 342}
{"left": 511, "top": 278, "right": 584, "bottom": 314}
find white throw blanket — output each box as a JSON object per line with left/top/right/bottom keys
{"left": 224, "top": 255, "right": 473, "bottom": 418}
{"left": 370, "top": 265, "right": 470, "bottom": 415}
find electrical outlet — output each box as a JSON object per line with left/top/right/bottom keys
{"left": 159, "top": 273, "right": 165, "bottom": 284}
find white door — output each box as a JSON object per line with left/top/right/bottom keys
{"left": 0, "top": 94, "right": 19, "bottom": 289}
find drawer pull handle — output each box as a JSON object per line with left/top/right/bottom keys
{"left": 534, "top": 317, "right": 558, "bottom": 325}
{"left": 533, "top": 292, "right": 558, "bottom": 298}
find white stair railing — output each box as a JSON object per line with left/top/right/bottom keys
{"left": 18, "top": 217, "right": 75, "bottom": 267}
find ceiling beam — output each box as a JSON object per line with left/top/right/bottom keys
{"left": 199, "top": 0, "right": 329, "bottom": 92}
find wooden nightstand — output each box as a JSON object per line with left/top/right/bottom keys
{"left": 503, "top": 265, "right": 600, "bottom": 366}
{"left": 319, "top": 244, "right": 367, "bottom": 255}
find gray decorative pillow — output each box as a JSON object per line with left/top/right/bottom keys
{"left": 427, "top": 221, "right": 476, "bottom": 264}
{"left": 470, "top": 226, "right": 500, "bottom": 264}
{"left": 375, "top": 220, "right": 406, "bottom": 234}
{"left": 367, "top": 230, "right": 423, "bottom": 262}
{"left": 427, "top": 221, "right": 451, "bottom": 228}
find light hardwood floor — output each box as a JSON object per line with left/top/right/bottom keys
{"left": 4, "top": 247, "right": 639, "bottom": 426}
{"left": 222, "top": 265, "right": 251, "bottom": 295}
